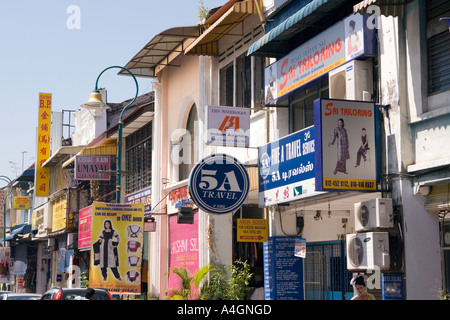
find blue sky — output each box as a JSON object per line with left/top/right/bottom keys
{"left": 0, "top": 0, "right": 226, "bottom": 187}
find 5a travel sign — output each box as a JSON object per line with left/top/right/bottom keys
{"left": 188, "top": 154, "right": 250, "bottom": 214}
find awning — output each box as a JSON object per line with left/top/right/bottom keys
{"left": 185, "top": 0, "right": 264, "bottom": 56}
{"left": 6, "top": 224, "right": 32, "bottom": 241}
{"left": 62, "top": 138, "right": 118, "bottom": 168}
{"left": 247, "top": 0, "right": 341, "bottom": 57}
{"left": 119, "top": 26, "right": 201, "bottom": 78}
{"left": 426, "top": 183, "right": 450, "bottom": 213}
{"left": 353, "top": 0, "right": 414, "bottom": 18}
{"left": 42, "top": 146, "right": 86, "bottom": 168}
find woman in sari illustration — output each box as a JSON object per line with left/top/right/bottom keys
{"left": 328, "top": 118, "right": 350, "bottom": 175}
{"left": 96, "top": 220, "right": 122, "bottom": 282}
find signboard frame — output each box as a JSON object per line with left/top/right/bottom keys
{"left": 188, "top": 154, "right": 250, "bottom": 214}
{"left": 314, "top": 98, "right": 380, "bottom": 192}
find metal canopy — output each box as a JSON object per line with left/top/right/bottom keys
{"left": 119, "top": 26, "right": 201, "bottom": 78}
{"left": 185, "top": 0, "right": 263, "bottom": 56}
{"left": 247, "top": 0, "right": 342, "bottom": 57}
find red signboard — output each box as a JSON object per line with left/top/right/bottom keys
{"left": 167, "top": 211, "right": 199, "bottom": 296}
{"left": 78, "top": 205, "right": 93, "bottom": 250}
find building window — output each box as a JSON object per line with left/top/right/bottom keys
{"left": 179, "top": 104, "right": 198, "bottom": 181}
{"left": 219, "top": 53, "right": 265, "bottom": 109}
{"left": 125, "top": 122, "right": 152, "bottom": 194}
{"left": 427, "top": 0, "right": 450, "bottom": 94}
{"left": 290, "top": 77, "right": 329, "bottom": 133}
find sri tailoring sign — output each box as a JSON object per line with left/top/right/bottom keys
{"left": 74, "top": 155, "right": 111, "bottom": 180}
{"left": 314, "top": 98, "right": 378, "bottom": 191}
{"left": 264, "top": 13, "right": 375, "bottom": 104}
{"left": 206, "top": 105, "right": 250, "bottom": 147}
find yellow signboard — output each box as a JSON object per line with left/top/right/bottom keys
{"left": 89, "top": 202, "right": 145, "bottom": 295}
{"left": 13, "top": 196, "right": 30, "bottom": 210}
{"left": 52, "top": 197, "right": 67, "bottom": 232}
{"left": 237, "top": 219, "right": 268, "bottom": 242}
{"left": 36, "top": 93, "right": 52, "bottom": 197}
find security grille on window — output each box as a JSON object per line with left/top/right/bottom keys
{"left": 125, "top": 122, "right": 152, "bottom": 194}
{"left": 428, "top": 0, "right": 450, "bottom": 94}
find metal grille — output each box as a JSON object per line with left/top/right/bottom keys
{"left": 125, "top": 122, "right": 152, "bottom": 194}
{"left": 304, "top": 241, "right": 353, "bottom": 300}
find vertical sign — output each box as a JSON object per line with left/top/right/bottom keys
{"left": 36, "top": 93, "right": 52, "bottom": 197}
{"left": 167, "top": 211, "right": 199, "bottom": 298}
{"left": 90, "top": 202, "right": 145, "bottom": 295}
{"left": 0, "top": 190, "right": 5, "bottom": 241}
{"left": 263, "top": 237, "right": 304, "bottom": 300}
{"left": 78, "top": 205, "right": 93, "bottom": 250}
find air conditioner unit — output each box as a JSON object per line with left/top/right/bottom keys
{"left": 329, "top": 59, "right": 373, "bottom": 101}
{"left": 346, "top": 232, "right": 390, "bottom": 271}
{"left": 354, "top": 198, "right": 393, "bottom": 232}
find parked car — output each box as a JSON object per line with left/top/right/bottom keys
{"left": 0, "top": 293, "right": 42, "bottom": 300}
{"left": 40, "top": 287, "right": 113, "bottom": 300}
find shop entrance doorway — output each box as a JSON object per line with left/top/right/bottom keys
{"left": 304, "top": 241, "right": 353, "bottom": 300}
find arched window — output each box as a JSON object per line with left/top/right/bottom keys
{"left": 179, "top": 104, "right": 198, "bottom": 181}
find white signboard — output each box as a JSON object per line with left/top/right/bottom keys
{"left": 206, "top": 106, "right": 250, "bottom": 147}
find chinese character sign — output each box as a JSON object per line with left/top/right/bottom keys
{"left": 35, "top": 93, "right": 52, "bottom": 197}
{"left": 89, "top": 202, "right": 145, "bottom": 295}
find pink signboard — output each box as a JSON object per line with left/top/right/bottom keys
{"left": 167, "top": 211, "right": 199, "bottom": 296}
{"left": 78, "top": 205, "right": 93, "bottom": 250}
{"left": 75, "top": 155, "right": 111, "bottom": 180}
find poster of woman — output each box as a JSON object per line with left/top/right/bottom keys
{"left": 90, "top": 202, "right": 144, "bottom": 295}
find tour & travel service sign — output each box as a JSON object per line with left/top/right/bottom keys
{"left": 188, "top": 154, "right": 249, "bottom": 214}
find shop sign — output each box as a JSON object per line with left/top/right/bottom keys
{"left": 264, "top": 13, "right": 375, "bottom": 104}
{"left": 168, "top": 211, "right": 199, "bottom": 296}
{"left": 188, "top": 154, "right": 249, "bottom": 214}
{"left": 0, "top": 247, "right": 10, "bottom": 282}
{"left": 314, "top": 98, "right": 378, "bottom": 191}
{"left": 206, "top": 105, "right": 250, "bottom": 147}
{"left": 32, "top": 203, "right": 50, "bottom": 238}
{"left": 13, "top": 196, "right": 30, "bottom": 210}
{"left": 75, "top": 155, "right": 111, "bottom": 181}
{"left": 52, "top": 197, "right": 67, "bottom": 233}
{"left": 36, "top": 93, "right": 52, "bottom": 196}
{"left": 124, "top": 186, "right": 152, "bottom": 214}
{"left": 78, "top": 205, "right": 93, "bottom": 250}
{"left": 168, "top": 186, "right": 193, "bottom": 213}
{"left": 89, "top": 202, "right": 145, "bottom": 295}
{"left": 237, "top": 219, "right": 267, "bottom": 242}
{"left": 258, "top": 126, "right": 322, "bottom": 207}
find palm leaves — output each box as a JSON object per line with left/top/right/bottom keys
{"left": 167, "top": 264, "right": 217, "bottom": 300}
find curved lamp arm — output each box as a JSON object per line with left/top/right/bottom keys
{"left": 89, "top": 66, "right": 139, "bottom": 204}
{"left": 93, "top": 65, "right": 139, "bottom": 121}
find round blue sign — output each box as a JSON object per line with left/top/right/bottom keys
{"left": 188, "top": 154, "right": 250, "bottom": 214}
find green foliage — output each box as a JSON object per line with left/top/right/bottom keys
{"left": 167, "top": 264, "right": 218, "bottom": 300}
{"left": 201, "top": 260, "right": 254, "bottom": 300}
{"left": 198, "top": 0, "right": 209, "bottom": 23}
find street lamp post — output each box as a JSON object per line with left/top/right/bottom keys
{"left": 0, "top": 175, "right": 12, "bottom": 246}
{"left": 81, "top": 66, "right": 139, "bottom": 203}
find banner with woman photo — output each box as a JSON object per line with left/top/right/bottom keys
{"left": 89, "top": 202, "right": 144, "bottom": 295}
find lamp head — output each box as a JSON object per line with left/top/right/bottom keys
{"left": 81, "top": 90, "right": 110, "bottom": 110}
